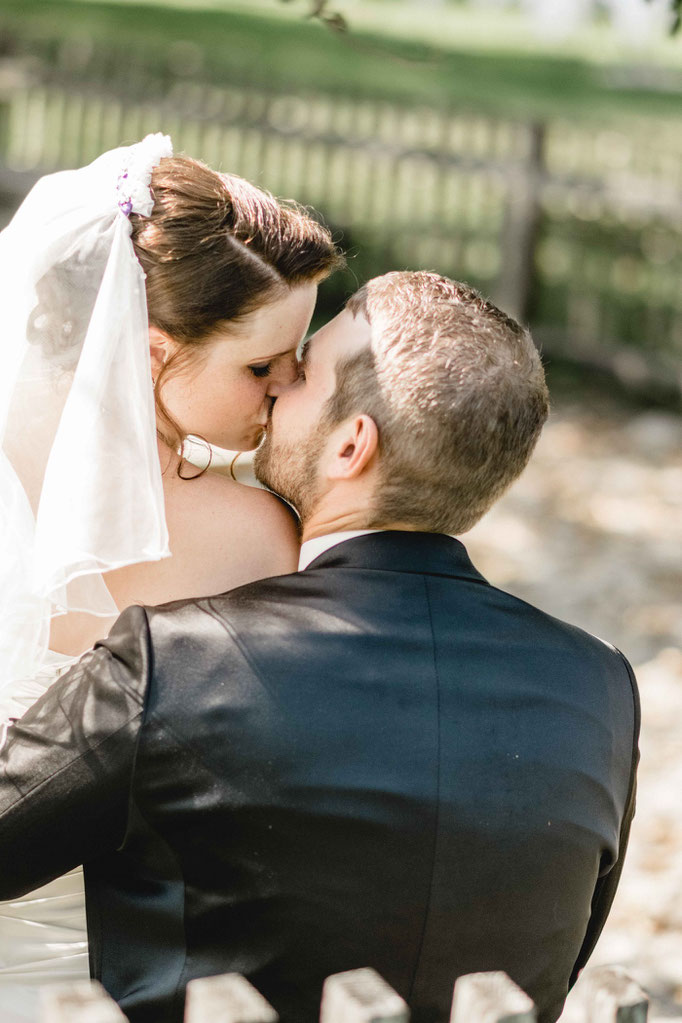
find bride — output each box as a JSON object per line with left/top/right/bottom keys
{"left": 0, "top": 133, "right": 341, "bottom": 1018}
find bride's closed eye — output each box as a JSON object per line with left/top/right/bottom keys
{"left": 248, "top": 363, "right": 272, "bottom": 379}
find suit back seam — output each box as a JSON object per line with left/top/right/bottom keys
{"left": 407, "top": 574, "right": 442, "bottom": 1001}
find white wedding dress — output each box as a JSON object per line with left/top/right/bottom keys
{"left": 0, "top": 655, "right": 88, "bottom": 1022}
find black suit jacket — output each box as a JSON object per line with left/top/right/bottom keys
{"left": 0, "top": 532, "right": 639, "bottom": 1023}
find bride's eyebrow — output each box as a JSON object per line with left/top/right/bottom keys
{"left": 249, "top": 344, "right": 298, "bottom": 365}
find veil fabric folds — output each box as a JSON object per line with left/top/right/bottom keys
{"left": 0, "top": 135, "right": 173, "bottom": 708}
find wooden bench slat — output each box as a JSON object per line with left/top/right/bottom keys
{"left": 450, "top": 971, "right": 537, "bottom": 1023}
{"left": 321, "top": 967, "right": 410, "bottom": 1023}
{"left": 40, "top": 980, "right": 128, "bottom": 1023}
{"left": 184, "top": 973, "right": 279, "bottom": 1023}
{"left": 580, "top": 966, "right": 649, "bottom": 1023}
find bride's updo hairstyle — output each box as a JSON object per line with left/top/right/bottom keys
{"left": 129, "top": 155, "right": 343, "bottom": 452}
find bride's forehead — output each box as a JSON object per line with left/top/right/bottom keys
{"left": 209, "top": 314, "right": 302, "bottom": 360}
{"left": 227, "top": 284, "right": 316, "bottom": 336}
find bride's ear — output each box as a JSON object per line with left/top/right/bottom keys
{"left": 148, "top": 326, "right": 175, "bottom": 380}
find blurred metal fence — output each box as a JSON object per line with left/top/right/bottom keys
{"left": 1, "top": 32, "right": 681, "bottom": 399}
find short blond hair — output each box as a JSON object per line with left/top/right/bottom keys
{"left": 323, "top": 271, "right": 549, "bottom": 535}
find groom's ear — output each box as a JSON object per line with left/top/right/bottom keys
{"left": 327, "top": 414, "right": 379, "bottom": 482}
{"left": 148, "top": 326, "right": 175, "bottom": 379}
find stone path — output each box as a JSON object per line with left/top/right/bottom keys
{"left": 466, "top": 400, "right": 682, "bottom": 1020}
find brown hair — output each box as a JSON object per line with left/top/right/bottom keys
{"left": 130, "top": 154, "right": 343, "bottom": 456}
{"left": 322, "top": 271, "right": 549, "bottom": 534}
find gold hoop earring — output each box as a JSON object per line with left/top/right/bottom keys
{"left": 177, "top": 435, "right": 213, "bottom": 480}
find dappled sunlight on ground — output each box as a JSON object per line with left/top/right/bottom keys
{"left": 466, "top": 401, "right": 682, "bottom": 1019}
{"left": 467, "top": 404, "right": 682, "bottom": 662}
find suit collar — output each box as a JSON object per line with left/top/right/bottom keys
{"left": 302, "top": 529, "right": 489, "bottom": 584}
{"left": 298, "top": 530, "right": 378, "bottom": 571}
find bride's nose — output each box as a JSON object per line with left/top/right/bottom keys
{"left": 265, "top": 356, "right": 299, "bottom": 397}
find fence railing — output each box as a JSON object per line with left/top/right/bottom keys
{"left": 1, "top": 31, "right": 681, "bottom": 400}
{"left": 40, "top": 966, "right": 654, "bottom": 1023}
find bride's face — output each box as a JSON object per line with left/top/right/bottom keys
{"left": 153, "top": 283, "right": 318, "bottom": 452}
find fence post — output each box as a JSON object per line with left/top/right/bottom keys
{"left": 184, "top": 973, "right": 279, "bottom": 1023}
{"left": 494, "top": 120, "right": 546, "bottom": 324}
{"left": 450, "top": 971, "right": 537, "bottom": 1023}
{"left": 579, "top": 966, "right": 649, "bottom": 1023}
{"left": 40, "top": 980, "right": 128, "bottom": 1023}
{"left": 320, "top": 967, "right": 409, "bottom": 1023}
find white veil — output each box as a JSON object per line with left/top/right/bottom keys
{"left": 0, "top": 134, "right": 172, "bottom": 712}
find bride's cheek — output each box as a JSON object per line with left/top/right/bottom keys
{"left": 229, "top": 379, "right": 260, "bottom": 419}
{"left": 248, "top": 379, "right": 268, "bottom": 407}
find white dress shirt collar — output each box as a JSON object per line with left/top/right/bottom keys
{"left": 298, "top": 530, "right": 380, "bottom": 571}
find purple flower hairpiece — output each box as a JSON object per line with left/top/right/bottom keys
{"left": 117, "top": 172, "right": 133, "bottom": 217}
{"left": 115, "top": 134, "right": 173, "bottom": 219}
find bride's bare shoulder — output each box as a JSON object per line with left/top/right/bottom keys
{"left": 186, "top": 470, "right": 296, "bottom": 548}
{"left": 54, "top": 473, "right": 297, "bottom": 655}
{"left": 168, "top": 468, "right": 299, "bottom": 585}
{"left": 104, "top": 471, "right": 299, "bottom": 613}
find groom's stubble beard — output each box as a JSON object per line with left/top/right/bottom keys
{"left": 254, "top": 418, "right": 329, "bottom": 525}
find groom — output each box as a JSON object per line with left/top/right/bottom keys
{"left": 0, "top": 272, "right": 638, "bottom": 1023}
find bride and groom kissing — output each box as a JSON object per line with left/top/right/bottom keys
{"left": 0, "top": 135, "right": 638, "bottom": 1023}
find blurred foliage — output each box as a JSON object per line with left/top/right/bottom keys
{"left": 2, "top": 1, "right": 682, "bottom": 122}
{"left": 278, "top": 0, "right": 347, "bottom": 33}
{"left": 290, "top": 0, "right": 678, "bottom": 34}
{"left": 283, "top": 0, "right": 682, "bottom": 36}
{"left": 659, "top": 0, "right": 682, "bottom": 32}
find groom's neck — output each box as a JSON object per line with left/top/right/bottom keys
{"left": 299, "top": 480, "right": 370, "bottom": 544}
{"left": 300, "top": 494, "right": 419, "bottom": 545}
{"left": 301, "top": 514, "right": 371, "bottom": 545}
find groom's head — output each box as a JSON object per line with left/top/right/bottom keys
{"left": 254, "top": 271, "right": 549, "bottom": 536}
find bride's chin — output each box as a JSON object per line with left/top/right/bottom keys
{"left": 253, "top": 426, "right": 269, "bottom": 448}
{"left": 233, "top": 430, "right": 265, "bottom": 454}
{"left": 207, "top": 423, "right": 263, "bottom": 452}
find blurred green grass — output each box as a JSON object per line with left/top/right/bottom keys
{"left": 4, "top": 0, "right": 682, "bottom": 122}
